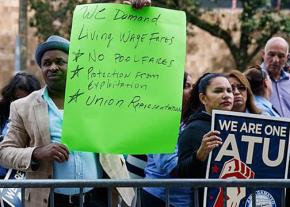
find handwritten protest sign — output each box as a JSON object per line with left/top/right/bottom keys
{"left": 205, "top": 110, "right": 290, "bottom": 207}
{"left": 62, "top": 4, "right": 186, "bottom": 153}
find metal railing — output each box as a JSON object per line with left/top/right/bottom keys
{"left": 1, "top": 179, "right": 290, "bottom": 207}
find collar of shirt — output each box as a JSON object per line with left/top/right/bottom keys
{"left": 255, "top": 96, "right": 280, "bottom": 117}
{"left": 42, "top": 87, "right": 63, "bottom": 120}
{"left": 261, "top": 63, "right": 289, "bottom": 81}
{"left": 255, "top": 96, "right": 272, "bottom": 109}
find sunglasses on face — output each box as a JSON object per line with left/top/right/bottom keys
{"left": 231, "top": 84, "right": 247, "bottom": 92}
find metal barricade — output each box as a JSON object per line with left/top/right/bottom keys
{"left": 0, "top": 179, "right": 289, "bottom": 207}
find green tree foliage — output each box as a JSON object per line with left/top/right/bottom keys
{"left": 29, "top": 0, "right": 111, "bottom": 39}
{"left": 155, "top": 0, "right": 290, "bottom": 71}
{"left": 29, "top": 0, "right": 290, "bottom": 71}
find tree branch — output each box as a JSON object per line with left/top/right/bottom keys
{"left": 186, "top": 12, "right": 240, "bottom": 65}
{"left": 247, "top": 29, "right": 280, "bottom": 64}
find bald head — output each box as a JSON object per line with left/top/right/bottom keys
{"left": 265, "top": 37, "right": 289, "bottom": 54}
{"left": 263, "top": 36, "right": 289, "bottom": 80}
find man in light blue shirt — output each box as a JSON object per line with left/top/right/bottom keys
{"left": 0, "top": 35, "right": 134, "bottom": 207}
{"left": 260, "top": 36, "right": 290, "bottom": 206}
{"left": 261, "top": 37, "right": 290, "bottom": 118}
{"left": 42, "top": 88, "right": 103, "bottom": 195}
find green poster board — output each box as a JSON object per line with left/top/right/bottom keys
{"left": 62, "top": 3, "right": 186, "bottom": 153}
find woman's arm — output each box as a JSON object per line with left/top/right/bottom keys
{"left": 177, "top": 125, "right": 221, "bottom": 178}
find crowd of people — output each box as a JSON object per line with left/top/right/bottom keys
{"left": 0, "top": 0, "right": 289, "bottom": 206}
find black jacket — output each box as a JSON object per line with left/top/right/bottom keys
{"left": 177, "top": 111, "right": 211, "bottom": 178}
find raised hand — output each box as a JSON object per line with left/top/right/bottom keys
{"left": 196, "top": 130, "right": 222, "bottom": 161}
{"left": 123, "top": 0, "right": 151, "bottom": 9}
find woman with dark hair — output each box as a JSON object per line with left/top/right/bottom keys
{"left": 226, "top": 70, "right": 261, "bottom": 114}
{"left": 244, "top": 65, "right": 280, "bottom": 117}
{"left": 0, "top": 72, "right": 41, "bottom": 178}
{"left": 177, "top": 73, "right": 234, "bottom": 204}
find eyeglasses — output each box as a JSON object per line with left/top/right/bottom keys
{"left": 232, "top": 84, "right": 247, "bottom": 92}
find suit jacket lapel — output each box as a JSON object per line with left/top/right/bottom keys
{"left": 99, "top": 154, "right": 135, "bottom": 206}
{"left": 33, "top": 92, "right": 51, "bottom": 145}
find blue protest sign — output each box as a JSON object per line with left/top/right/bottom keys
{"left": 205, "top": 110, "right": 290, "bottom": 207}
{"left": 0, "top": 169, "right": 25, "bottom": 207}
